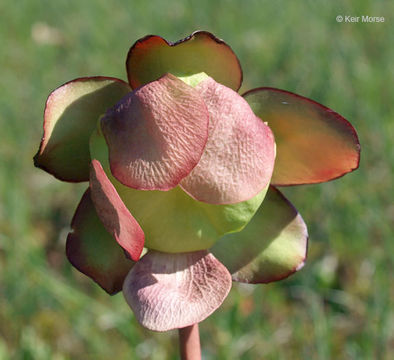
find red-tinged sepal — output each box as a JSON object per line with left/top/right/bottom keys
{"left": 243, "top": 88, "right": 360, "bottom": 185}
{"left": 66, "top": 189, "right": 134, "bottom": 294}
{"left": 34, "top": 77, "right": 131, "bottom": 182}
{"left": 126, "top": 31, "right": 242, "bottom": 91}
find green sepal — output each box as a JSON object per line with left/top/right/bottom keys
{"left": 211, "top": 186, "right": 308, "bottom": 283}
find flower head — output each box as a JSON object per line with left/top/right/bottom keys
{"left": 34, "top": 31, "right": 360, "bottom": 331}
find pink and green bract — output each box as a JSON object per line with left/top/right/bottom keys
{"left": 34, "top": 31, "right": 360, "bottom": 332}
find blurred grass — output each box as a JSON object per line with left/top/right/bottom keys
{"left": 0, "top": 0, "right": 393, "bottom": 358}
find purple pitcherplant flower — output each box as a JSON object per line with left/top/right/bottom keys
{"left": 34, "top": 31, "right": 360, "bottom": 332}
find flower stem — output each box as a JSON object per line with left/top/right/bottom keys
{"left": 179, "top": 323, "right": 201, "bottom": 360}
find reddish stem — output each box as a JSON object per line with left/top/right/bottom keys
{"left": 179, "top": 323, "right": 201, "bottom": 360}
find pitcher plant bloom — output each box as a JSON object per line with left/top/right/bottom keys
{"left": 34, "top": 31, "right": 360, "bottom": 332}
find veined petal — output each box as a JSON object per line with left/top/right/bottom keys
{"left": 89, "top": 159, "right": 144, "bottom": 261}
{"left": 34, "top": 77, "right": 131, "bottom": 182}
{"left": 66, "top": 189, "right": 134, "bottom": 294}
{"left": 211, "top": 186, "right": 308, "bottom": 283}
{"left": 123, "top": 250, "right": 232, "bottom": 331}
{"left": 243, "top": 88, "right": 360, "bottom": 185}
{"left": 126, "top": 31, "right": 242, "bottom": 91}
{"left": 101, "top": 73, "right": 209, "bottom": 191}
{"left": 181, "top": 77, "right": 275, "bottom": 204}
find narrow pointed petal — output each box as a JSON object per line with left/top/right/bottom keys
{"left": 101, "top": 73, "right": 209, "bottom": 191}
{"left": 89, "top": 159, "right": 144, "bottom": 261}
{"left": 211, "top": 187, "right": 308, "bottom": 283}
{"left": 123, "top": 250, "right": 232, "bottom": 331}
{"left": 34, "top": 77, "right": 131, "bottom": 182}
{"left": 66, "top": 189, "right": 134, "bottom": 294}
{"left": 181, "top": 77, "right": 275, "bottom": 204}
{"left": 243, "top": 88, "right": 360, "bottom": 185}
{"left": 126, "top": 31, "right": 242, "bottom": 91}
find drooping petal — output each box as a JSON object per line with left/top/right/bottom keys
{"left": 101, "top": 73, "right": 209, "bottom": 191}
{"left": 180, "top": 77, "right": 275, "bottom": 204}
{"left": 66, "top": 189, "right": 134, "bottom": 294}
{"left": 211, "top": 186, "right": 308, "bottom": 283}
{"left": 34, "top": 77, "right": 131, "bottom": 182}
{"left": 90, "top": 125, "right": 268, "bottom": 253}
{"left": 89, "top": 159, "right": 144, "bottom": 261}
{"left": 123, "top": 250, "right": 232, "bottom": 331}
{"left": 126, "top": 31, "right": 242, "bottom": 91}
{"left": 243, "top": 88, "right": 360, "bottom": 186}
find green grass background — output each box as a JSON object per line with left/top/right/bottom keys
{"left": 1, "top": 0, "right": 393, "bottom": 358}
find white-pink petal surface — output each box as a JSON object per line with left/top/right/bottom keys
{"left": 89, "top": 159, "right": 145, "bottom": 261}
{"left": 101, "top": 73, "right": 209, "bottom": 191}
{"left": 181, "top": 77, "right": 276, "bottom": 204}
{"left": 123, "top": 250, "right": 232, "bottom": 331}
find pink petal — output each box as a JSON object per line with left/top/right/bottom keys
{"left": 101, "top": 73, "right": 209, "bottom": 191}
{"left": 180, "top": 77, "right": 276, "bottom": 204}
{"left": 89, "top": 159, "right": 144, "bottom": 261}
{"left": 123, "top": 250, "right": 232, "bottom": 331}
